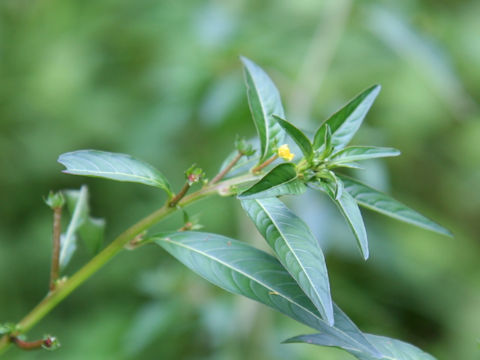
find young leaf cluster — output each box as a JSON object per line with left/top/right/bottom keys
{"left": 52, "top": 57, "right": 451, "bottom": 360}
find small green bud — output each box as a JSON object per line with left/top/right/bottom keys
{"left": 42, "top": 335, "right": 61, "bottom": 351}
{"left": 44, "top": 191, "right": 65, "bottom": 209}
{"left": 185, "top": 164, "right": 205, "bottom": 185}
{"left": 235, "top": 136, "right": 256, "bottom": 156}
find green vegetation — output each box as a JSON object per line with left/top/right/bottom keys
{"left": 1, "top": 1, "right": 479, "bottom": 359}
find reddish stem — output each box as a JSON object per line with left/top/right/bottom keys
{"left": 168, "top": 182, "right": 191, "bottom": 208}
{"left": 210, "top": 151, "right": 243, "bottom": 184}
{"left": 49, "top": 207, "right": 62, "bottom": 291}
{"left": 251, "top": 154, "right": 278, "bottom": 173}
{"left": 10, "top": 336, "right": 52, "bottom": 351}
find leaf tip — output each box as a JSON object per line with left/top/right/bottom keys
{"left": 439, "top": 227, "right": 454, "bottom": 238}
{"left": 362, "top": 247, "right": 370, "bottom": 260}
{"left": 372, "top": 84, "right": 382, "bottom": 93}
{"left": 239, "top": 55, "right": 253, "bottom": 67}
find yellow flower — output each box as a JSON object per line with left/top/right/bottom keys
{"left": 277, "top": 144, "right": 295, "bottom": 161}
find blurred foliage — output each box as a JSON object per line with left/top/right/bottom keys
{"left": 0, "top": 0, "right": 479, "bottom": 359}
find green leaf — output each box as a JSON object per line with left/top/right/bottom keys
{"left": 238, "top": 163, "right": 306, "bottom": 199}
{"left": 285, "top": 333, "right": 436, "bottom": 360}
{"left": 313, "top": 85, "right": 381, "bottom": 149}
{"left": 241, "top": 56, "right": 285, "bottom": 162}
{"left": 153, "top": 231, "right": 380, "bottom": 357}
{"left": 321, "top": 124, "right": 334, "bottom": 158}
{"left": 64, "top": 189, "right": 105, "bottom": 255}
{"left": 339, "top": 176, "right": 452, "bottom": 237}
{"left": 330, "top": 146, "right": 400, "bottom": 164}
{"left": 273, "top": 115, "right": 313, "bottom": 162}
{"left": 241, "top": 198, "right": 334, "bottom": 325}
{"left": 333, "top": 174, "right": 344, "bottom": 201}
{"left": 60, "top": 185, "right": 89, "bottom": 269}
{"left": 314, "top": 181, "right": 369, "bottom": 260}
{"left": 58, "top": 150, "right": 173, "bottom": 196}
{"left": 78, "top": 217, "right": 105, "bottom": 255}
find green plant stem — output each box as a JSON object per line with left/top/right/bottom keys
{"left": 0, "top": 174, "right": 256, "bottom": 356}
{"left": 210, "top": 151, "right": 243, "bottom": 184}
{"left": 49, "top": 207, "right": 62, "bottom": 291}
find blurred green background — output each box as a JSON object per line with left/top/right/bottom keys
{"left": 1, "top": 0, "right": 479, "bottom": 359}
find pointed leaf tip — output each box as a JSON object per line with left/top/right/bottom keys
{"left": 241, "top": 57, "right": 285, "bottom": 162}
{"left": 312, "top": 181, "right": 369, "bottom": 260}
{"left": 340, "top": 175, "right": 453, "bottom": 237}
{"left": 313, "top": 85, "right": 382, "bottom": 150}
{"left": 241, "top": 197, "right": 334, "bottom": 325}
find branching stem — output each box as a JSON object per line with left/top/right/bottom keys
{"left": 0, "top": 174, "right": 257, "bottom": 356}
{"left": 168, "top": 182, "right": 190, "bottom": 208}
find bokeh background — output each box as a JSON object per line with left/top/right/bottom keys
{"left": 1, "top": 0, "right": 479, "bottom": 359}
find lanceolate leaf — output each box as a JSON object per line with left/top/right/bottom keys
{"left": 60, "top": 185, "right": 89, "bottom": 269}
{"left": 313, "top": 85, "right": 381, "bottom": 150}
{"left": 339, "top": 176, "right": 452, "bottom": 237}
{"left": 285, "top": 333, "right": 436, "bottom": 360}
{"left": 238, "top": 163, "right": 306, "bottom": 199}
{"left": 58, "top": 150, "right": 173, "bottom": 196}
{"left": 154, "top": 232, "right": 380, "bottom": 357}
{"left": 330, "top": 146, "right": 401, "bottom": 164}
{"left": 241, "top": 57, "right": 285, "bottom": 162}
{"left": 274, "top": 115, "right": 313, "bottom": 162}
{"left": 314, "top": 181, "right": 369, "bottom": 260}
{"left": 241, "top": 198, "right": 334, "bottom": 325}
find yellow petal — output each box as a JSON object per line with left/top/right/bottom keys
{"left": 278, "top": 144, "right": 295, "bottom": 161}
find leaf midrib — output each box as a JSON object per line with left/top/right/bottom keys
{"left": 254, "top": 199, "right": 332, "bottom": 323}
{"left": 159, "top": 236, "right": 372, "bottom": 354}
{"left": 64, "top": 168, "right": 162, "bottom": 186}
{"left": 246, "top": 68, "right": 271, "bottom": 160}
{"left": 59, "top": 185, "right": 87, "bottom": 265}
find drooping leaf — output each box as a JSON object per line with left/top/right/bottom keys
{"left": 241, "top": 198, "right": 333, "bottom": 325}
{"left": 238, "top": 163, "right": 306, "bottom": 199}
{"left": 285, "top": 333, "right": 436, "bottom": 360}
{"left": 274, "top": 115, "right": 313, "bottom": 162}
{"left": 64, "top": 189, "right": 106, "bottom": 255}
{"left": 340, "top": 175, "right": 452, "bottom": 237}
{"left": 330, "top": 146, "right": 400, "bottom": 164}
{"left": 153, "top": 231, "right": 380, "bottom": 357}
{"left": 313, "top": 85, "right": 381, "bottom": 150}
{"left": 59, "top": 185, "right": 89, "bottom": 269}
{"left": 313, "top": 181, "right": 369, "bottom": 260}
{"left": 58, "top": 150, "right": 173, "bottom": 196}
{"left": 241, "top": 56, "right": 285, "bottom": 162}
